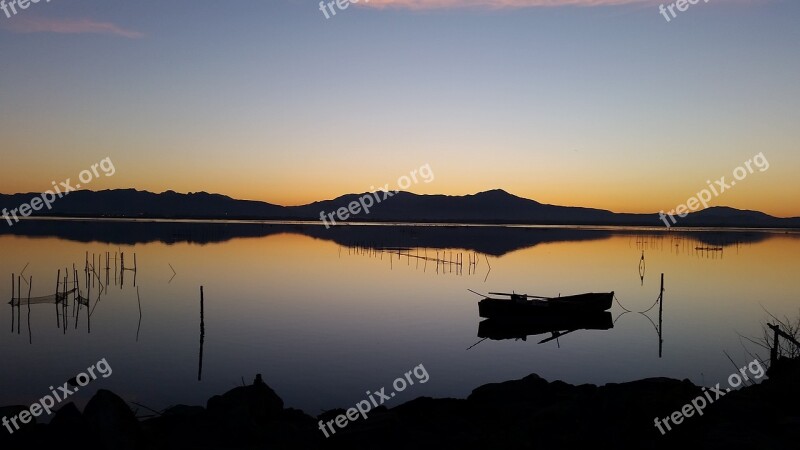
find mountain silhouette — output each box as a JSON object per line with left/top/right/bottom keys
{"left": 0, "top": 189, "right": 284, "bottom": 219}
{"left": 0, "top": 188, "right": 798, "bottom": 228}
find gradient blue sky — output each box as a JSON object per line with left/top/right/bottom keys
{"left": 1, "top": 0, "right": 798, "bottom": 215}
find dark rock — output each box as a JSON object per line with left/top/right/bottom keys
{"left": 468, "top": 373, "right": 588, "bottom": 423}
{"left": 0, "top": 405, "right": 37, "bottom": 446}
{"left": 4, "top": 362, "right": 800, "bottom": 450}
{"left": 279, "top": 407, "right": 317, "bottom": 425}
{"left": 47, "top": 403, "right": 93, "bottom": 449}
{"left": 142, "top": 404, "right": 218, "bottom": 450}
{"left": 205, "top": 374, "right": 285, "bottom": 445}
{"left": 0, "top": 405, "right": 36, "bottom": 431}
{"left": 83, "top": 389, "right": 143, "bottom": 450}
{"left": 51, "top": 402, "right": 83, "bottom": 427}
{"left": 50, "top": 402, "right": 89, "bottom": 431}
{"left": 161, "top": 404, "right": 206, "bottom": 418}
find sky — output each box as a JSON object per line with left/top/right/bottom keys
{"left": 1, "top": 0, "right": 798, "bottom": 216}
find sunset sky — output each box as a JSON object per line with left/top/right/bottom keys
{"left": 1, "top": 0, "right": 798, "bottom": 216}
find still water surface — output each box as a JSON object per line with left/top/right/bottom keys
{"left": 1, "top": 222, "right": 797, "bottom": 416}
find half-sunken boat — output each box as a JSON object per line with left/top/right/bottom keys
{"left": 478, "top": 291, "right": 613, "bottom": 319}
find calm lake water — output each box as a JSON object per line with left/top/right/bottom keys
{"left": 1, "top": 221, "right": 798, "bottom": 416}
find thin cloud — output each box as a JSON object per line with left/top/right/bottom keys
{"left": 5, "top": 17, "right": 144, "bottom": 39}
{"left": 358, "top": 0, "right": 655, "bottom": 9}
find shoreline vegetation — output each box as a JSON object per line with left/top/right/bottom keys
{"left": 1, "top": 357, "right": 798, "bottom": 449}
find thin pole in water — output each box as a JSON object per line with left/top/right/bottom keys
{"left": 11, "top": 273, "right": 15, "bottom": 333}
{"left": 17, "top": 275, "right": 21, "bottom": 335}
{"left": 198, "top": 286, "right": 205, "bottom": 381}
{"left": 27, "top": 276, "right": 32, "bottom": 344}
{"left": 55, "top": 270, "right": 60, "bottom": 328}
{"left": 659, "top": 273, "right": 664, "bottom": 358}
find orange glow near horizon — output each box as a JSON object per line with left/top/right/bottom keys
{"left": 1, "top": 174, "right": 797, "bottom": 218}
{"left": 1, "top": 97, "right": 797, "bottom": 218}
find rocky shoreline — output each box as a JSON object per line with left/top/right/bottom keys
{"left": 2, "top": 358, "right": 798, "bottom": 449}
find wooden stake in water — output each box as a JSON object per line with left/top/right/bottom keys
{"left": 55, "top": 270, "right": 60, "bottom": 328}
{"left": 198, "top": 286, "right": 205, "bottom": 381}
{"left": 11, "top": 273, "right": 15, "bottom": 333}
{"left": 17, "top": 275, "right": 21, "bottom": 335}
{"left": 27, "top": 276, "right": 32, "bottom": 344}
{"left": 135, "top": 286, "right": 141, "bottom": 341}
{"left": 62, "top": 276, "right": 67, "bottom": 334}
{"left": 659, "top": 273, "right": 664, "bottom": 358}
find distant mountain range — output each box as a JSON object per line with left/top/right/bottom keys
{"left": 1, "top": 188, "right": 798, "bottom": 228}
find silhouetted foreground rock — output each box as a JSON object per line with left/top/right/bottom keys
{"left": 2, "top": 362, "right": 799, "bottom": 450}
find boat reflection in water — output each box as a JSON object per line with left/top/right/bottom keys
{"left": 477, "top": 311, "right": 614, "bottom": 344}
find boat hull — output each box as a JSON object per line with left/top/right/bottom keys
{"left": 478, "top": 292, "right": 613, "bottom": 318}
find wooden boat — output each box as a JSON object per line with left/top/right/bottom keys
{"left": 478, "top": 311, "right": 613, "bottom": 341}
{"left": 478, "top": 291, "right": 613, "bottom": 318}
